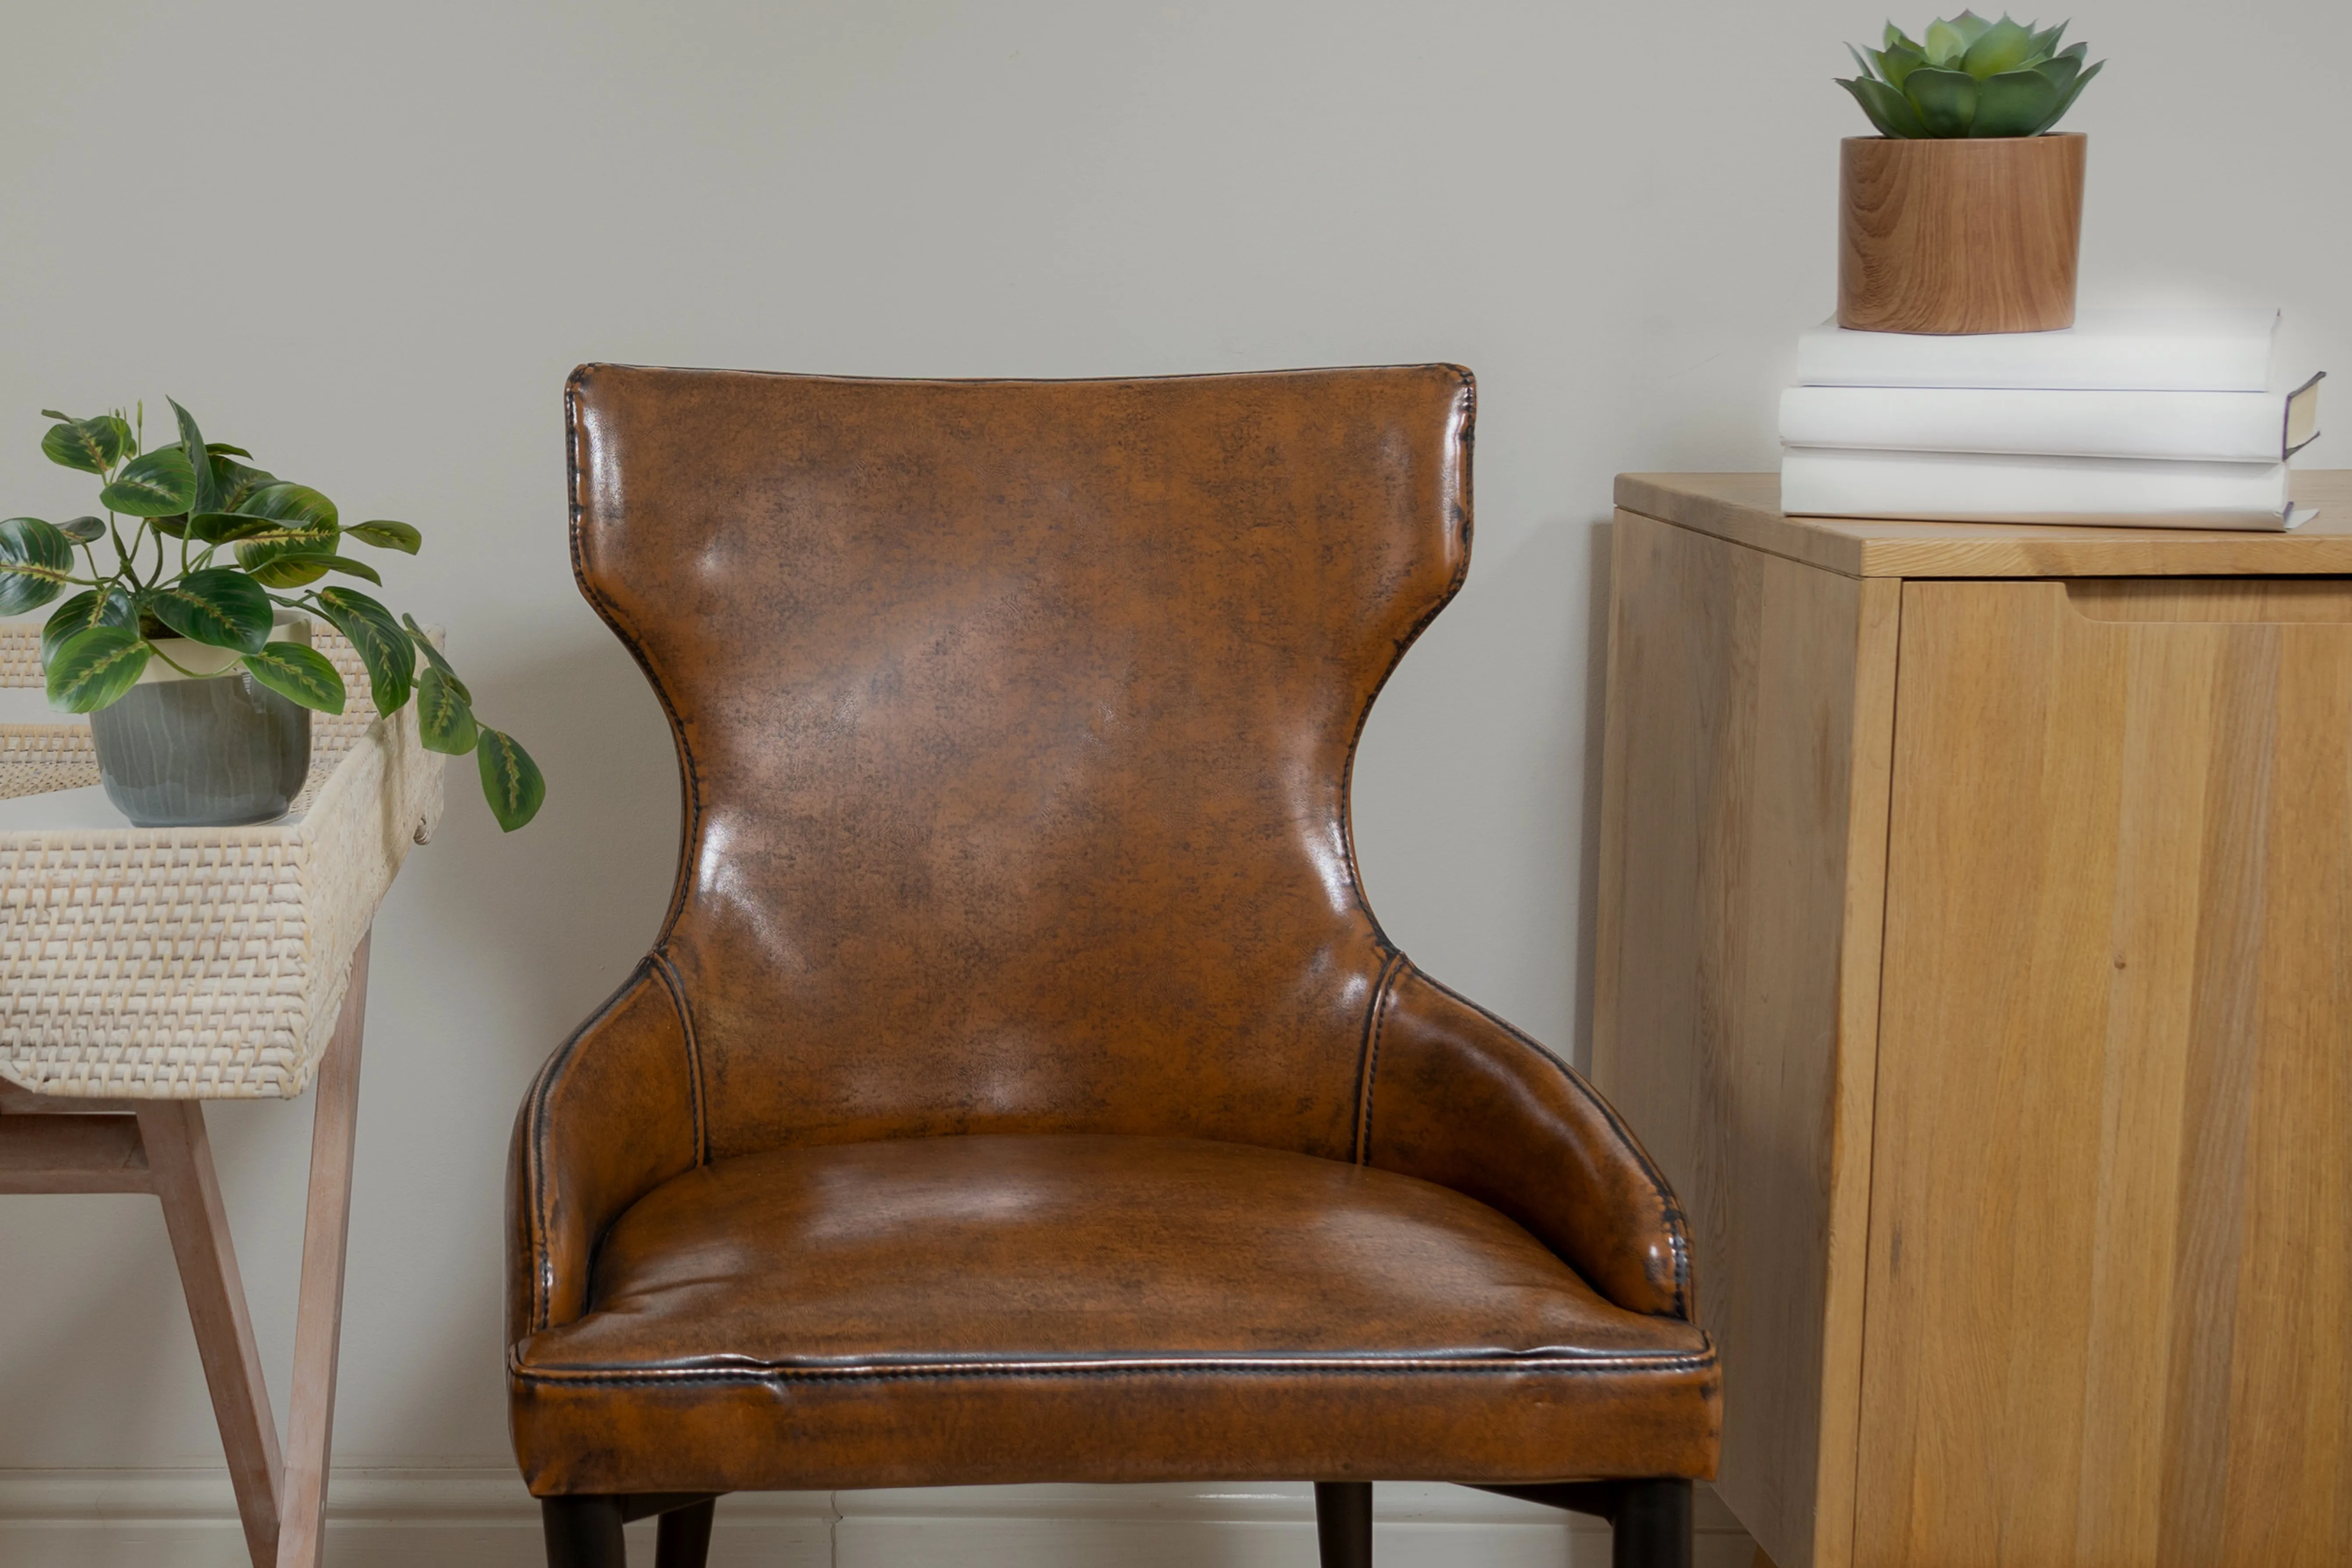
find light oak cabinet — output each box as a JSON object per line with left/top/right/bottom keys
{"left": 1594, "top": 474, "right": 2352, "bottom": 1568}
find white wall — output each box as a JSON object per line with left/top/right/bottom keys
{"left": 0, "top": 0, "right": 2343, "bottom": 1543}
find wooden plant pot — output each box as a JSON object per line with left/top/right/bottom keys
{"left": 1838, "top": 133, "right": 2085, "bottom": 334}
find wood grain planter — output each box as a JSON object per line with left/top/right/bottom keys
{"left": 1838, "top": 132, "right": 2085, "bottom": 334}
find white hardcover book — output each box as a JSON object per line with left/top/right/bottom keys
{"left": 1795, "top": 308, "right": 2280, "bottom": 391}
{"left": 1779, "top": 448, "right": 2310, "bottom": 531}
{"left": 1778, "top": 375, "right": 2323, "bottom": 463}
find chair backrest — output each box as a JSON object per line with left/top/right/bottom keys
{"left": 568, "top": 366, "right": 1474, "bottom": 1162}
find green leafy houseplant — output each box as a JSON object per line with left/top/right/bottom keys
{"left": 6, "top": 400, "right": 543, "bottom": 830}
{"left": 1839, "top": 13, "right": 2102, "bottom": 139}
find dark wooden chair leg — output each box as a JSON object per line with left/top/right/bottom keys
{"left": 1606, "top": 1479, "right": 1691, "bottom": 1568}
{"left": 542, "top": 1495, "right": 627, "bottom": 1568}
{"left": 654, "top": 1496, "right": 717, "bottom": 1568}
{"left": 1315, "top": 1481, "right": 1373, "bottom": 1568}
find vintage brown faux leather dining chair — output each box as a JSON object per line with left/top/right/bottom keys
{"left": 510, "top": 364, "right": 1719, "bottom": 1568}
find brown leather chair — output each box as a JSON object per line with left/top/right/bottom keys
{"left": 510, "top": 365, "right": 1719, "bottom": 1568}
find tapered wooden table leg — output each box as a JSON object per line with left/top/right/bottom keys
{"left": 140, "top": 1100, "right": 286, "bottom": 1568}
{"left": 273, "top": 933, "right": 371, "bottom": 1568}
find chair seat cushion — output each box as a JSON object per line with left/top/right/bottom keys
{"left": 510, "top": 1134, "right": 1716, "bottom": 1494}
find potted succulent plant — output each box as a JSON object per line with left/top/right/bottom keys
{"left": 4, "top": 400, "right": 542, "bottom": 830}
{"left": 1834, "top": 14, "right": 2104, "bottom": 333}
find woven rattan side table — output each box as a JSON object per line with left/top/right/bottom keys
{"left": 0, "top": 628, "right": 443, "bottom": 1568}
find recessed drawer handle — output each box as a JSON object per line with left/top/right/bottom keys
{"left": 2065, "top": 577, "right": 2352, "bottom": 624}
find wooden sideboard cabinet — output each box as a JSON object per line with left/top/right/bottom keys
{"left": 1594, "top": 472, "right": 2352, "bottom": 1568}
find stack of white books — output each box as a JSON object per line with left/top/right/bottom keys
{"left": 1780, "top": 309, "right": 2324, "bottom": 531}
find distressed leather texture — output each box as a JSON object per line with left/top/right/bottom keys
{"left": 509, "top": 365, "right": 1718, "bottom": 1496}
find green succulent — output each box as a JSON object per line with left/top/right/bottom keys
{"left": 1839, "top": 13, "right": 2103, "bottom": 138}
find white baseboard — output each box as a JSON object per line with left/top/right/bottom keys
{"left": 0, "top": 1468, "right": 1756, "bottom": 1567}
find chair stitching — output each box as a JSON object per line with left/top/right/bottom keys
{"left": 528, "top": 958, "right": 660, "bottom": 1333}
{"left": 1352, "top": 951, "right": 1407, "bottom": 1164}
{"left": 510, "top": 1353, "right": 1719, "bottom": 1389}
{"left": 649, "top": 950, "right": 707, "bottom": 1166}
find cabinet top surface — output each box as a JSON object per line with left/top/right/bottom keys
{"left": 1616, "top": 470, "right": 2352, "bottom": 578}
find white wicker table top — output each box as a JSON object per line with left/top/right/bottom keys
{"left": 0, "top": 629, "right": 443, "bottom": 1100}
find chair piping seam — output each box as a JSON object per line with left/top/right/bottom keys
{"left": 1353, "top": 951, "right": 1408, "bottom": 1164}
{"left": 527, "top": 958, "right": 659, "bottom": 1334}
{"left": 649, "top": 950, "right": 707, "bottom": 1166}
{"left": 510, "top": 1353, "right": 1719, "bottom": 1388}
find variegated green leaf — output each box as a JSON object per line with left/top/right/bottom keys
{"left": 232, "top": 484, "right": 339, "bottom": 581}
{"left": 185, "top": 513, "right": 276, "bottom": 545}
{"left": 41, "top": 585, "right": 135, "bottom": 669}
{"left": 143, "top": 568, "right": 273, "bottom": 653}
{"left": 312, "top": 585, "right": 412, "bottom": 714}
{"left": 170, "top": 399, "right": 221, "bottom": 518}
{"left": 47, "top": 626, "right": 150, "bottom": 713}
{"left": 344, "top": 520, "right": 421, "bottom": 553}
{"left": 401, "top": 614, "right": 471, "bottom": 702}
{"left": 232, "top": 480, "right": 338, "bottom": 529}
{"left": 0, "top": 517, "right": 77, "bottom": 615}
{"left": 222, "top": 522, "right": 337, "bottom": 549}
{"left": 99, "top": 447, "right": 198, "bottom": 516}
{"left": 416, "top": 667, "right": 478, "bottom": 754}
{"left": 210, "top": 456, "right": 278, "bottom": 513}
{"left": 312, "top": 553, "right": 383, "bottom": 585}
{"left": 244, "top": 550, "right": 381, "bottom": 588}
{"left": 41, "top": 414, "right": 129, "bottom": 474}
{"left": 475, "top": 728, "right": 545, "bottom": 831}
{"left": 241, "top": 641, "right": 347, "bottom": 714}
{"left": 239, "top": 547, "right": 333, "bottom": 588}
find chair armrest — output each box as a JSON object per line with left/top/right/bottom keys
{"left": 506, "top": 959, "right": 703, "bottom": 1343}
{"left": 1361, "top": 963, "right": 1695, "bottom": 1321}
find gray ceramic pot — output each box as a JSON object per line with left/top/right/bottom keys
{"left": 90, "top": 663, "right": 312, "bottom": 828}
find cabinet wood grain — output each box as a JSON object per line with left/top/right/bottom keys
{"left": 1857, "top": 578, "right": 2352, "bottom": 1566}
{"left": 1594, "top": 511, "right": 1897, "bottom": 1568}
{"left": 1598, "top": 476, "right": 2352, "bottom": 1568}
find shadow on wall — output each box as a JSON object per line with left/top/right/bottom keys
{"left": 1351, "top": 508, "right": 1599, "bottom": 1065}
{"left": 407, "top": 622, "right": 684, "bottom": 1047}
{"left": 322, "top": 616, "right": 683, "bottom": 1465}
{"left": 0, "top": 1195, "right": 192, "bottom": 1462}
{"left": 1572, "top": 516, "right": 1612, "bottom": 1075}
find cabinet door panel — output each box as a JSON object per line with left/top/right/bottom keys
{"left": 1859, "top": 578, "right": 2352, "bottom": 1567}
